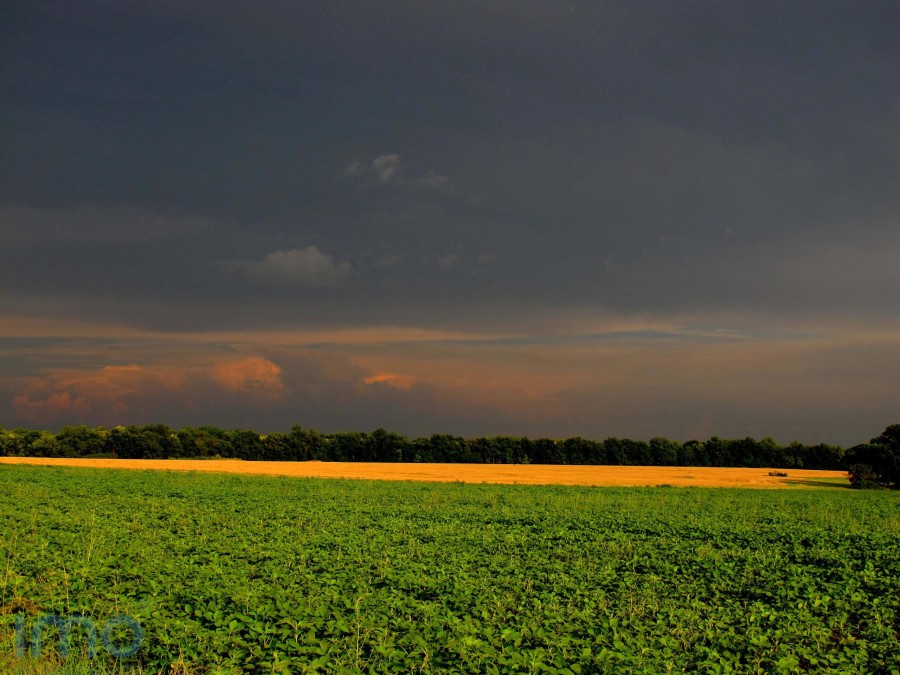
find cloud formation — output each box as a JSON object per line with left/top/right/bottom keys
{"left": 1, "top": 323, "right": 898, "bottom": 444}
{"left": 345, "top": 154, "right": 448, "bottom": 188}
{"left": 345, "top": 154, "right": 401, "bottom": 183}
{"left": 2, "top": 2, "right": 899, "bottom": 444}
{"left": 225, "top": 246, "right": 352, "bottom": 287}
{"left": 13, "top": 391, "right": 90, "bottom": 422}
{"left": 371, "top": 154, "right": 401, "bottom": 183}
{"left": 208, "top": 356, "right": 288, "bottom": 399}
{"left": 363, "top": 372, "right": 416, "bottom": 390}
{"left": 11, "top": 357, "right": 289, "bottom": 426}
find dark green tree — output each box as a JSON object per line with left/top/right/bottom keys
{"left": 620, "top": 438, "right": 651, "bottom": 465}
{"left": 408, "top": 436, "right": 435, "bottom": 463}
{"left": 328, "top": 432, "right": 369, "bottom": 461}
{"left": 227, "top": 429, "right": 264, "bottom": 460}
{"left": 428, "top": 434, "right": 470, "bottom": 463}
{"left": 259, "top": 432, "right": 290, "bottom": 460}
{"left": 603, "top": 438, "right": 626, "bottom": 465}
{"left": 56, "top": 425, "right": 108, "bottom": 457}
{"left": 871, "top": 424, "right": 900, "bottom": 453}
{"left": 650, "top": 437, "right": 680, "bottom": 466}
{"left": 845, "top": 424, "right": 900, "bottom": 489}
{"left": 29, "top": 430, "right": 63, "bottom": 457}
{"left": 533, "top": 438, "right": 566, "bottom": 464}
{"left": 678, "top": 440, "right": 703, "bottom": 466}
{"left": 284, "top": 426, "right": 315, "bottom": 461}
{"left": 7, "top": 428, "right": 41, "bottom": 456}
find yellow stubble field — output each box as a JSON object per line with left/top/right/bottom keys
{"left": 0, "top": 457, "right": 849, "bottom": 488}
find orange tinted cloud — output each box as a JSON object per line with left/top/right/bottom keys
{"left": 11, "top": 357, "right": 288, "bottom": 425}
{"left": 12, "top": 391, "right": 91, "bottom": 422}
{"left": 208, "top": 356, "right": 288, "bottom": 399}
{"left": 13, "top": 364, "right": 182, "bottom": 422}
{"left": 362, "top": 372, "right": 416, "bottom": 390}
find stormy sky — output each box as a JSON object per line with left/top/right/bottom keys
{"left": 2, "top": 1, "right": 899, "bottom": 446}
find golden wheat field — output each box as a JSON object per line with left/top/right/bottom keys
{"left": 0, "top": 457, "right": 849, "bottom": 488}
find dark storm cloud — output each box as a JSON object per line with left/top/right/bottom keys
{"left": 3, "top": 0, "right": 899, "bottom": 328}
{"left": 2, "top": 2, "right": 899, "bottom": 442}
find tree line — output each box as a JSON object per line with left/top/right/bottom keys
{"left": 0, "top": 423, "right": 854, "bottom": 470}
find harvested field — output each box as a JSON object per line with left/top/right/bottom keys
{"left": 0, "top": 456, "right": 849, "bottom": 487}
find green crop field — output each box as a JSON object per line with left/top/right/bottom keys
{"left": 1, "top": 465, "right": 898, "bottom": 674}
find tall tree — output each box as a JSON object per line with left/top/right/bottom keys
{"left": 845, "top": 424, "right": 900, "bottom": 489}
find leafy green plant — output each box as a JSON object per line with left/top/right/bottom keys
{"left": 1, "top": 465, "right": 898, "bottom": 673}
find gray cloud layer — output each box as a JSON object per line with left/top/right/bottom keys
{"left": 2, "top": 1, "right": 898, "bottom": 442}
